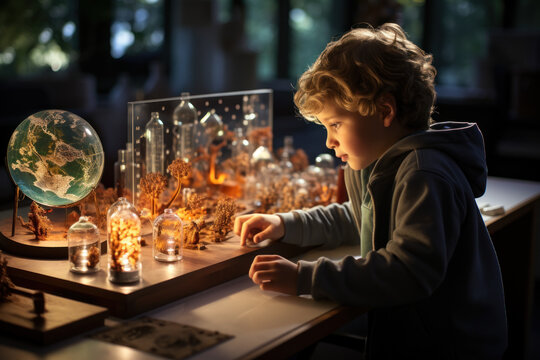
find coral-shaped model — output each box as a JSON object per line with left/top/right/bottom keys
{"left": 210, "top": 197, "right": 237, "bottom": 242}
{"left": 176, "top": 192, "right": 207, "bottom": 222}
{"left": 76, "top": 185, "right": 117, "bottom": 230}
{"left": 165, "top": 159, "right": 192, "bottom": 209}
{"left": 317, "top": 184, "right": 335, "bottom": 206}
{"left": 256, "top": 185, "right": 279, "bottom": 214}
{"left": 0, "top": 251, "right": 14, "bottom": 302}
{"left": 294, "top": 190, "right": 310, "bottom": 210}
{"left": 18, "top": 201, "right": 52, "bottom": 240}
{"left": 109, "top": 216, "right": 141, "bottom": 272}
{"left": 222, "top": 152, "right": 250, "bottom": 180}
{"left": 290, "top": 148, "right": 309, "bottom": 172}
{"left": 279, "top": 183, "right": 296, "bottom": 213}
{"left": 248, "top": 126, "right": 273, "bottom": 150}
{"left": 139, "top": 172, "right": 168, "bottom": 217}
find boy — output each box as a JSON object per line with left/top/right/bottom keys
{"left": 234, "top": 23, "right": 507, "bottom": 359}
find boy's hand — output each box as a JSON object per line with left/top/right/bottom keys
{"left": 234, "top": 214, "right": 285, "bottom": 246}
{"left": 249, "top": 255, "right": 298, "bottom": 295}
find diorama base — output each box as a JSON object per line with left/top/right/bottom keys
{"left": 3, "top": 233, "right": 305, "bottom": 318}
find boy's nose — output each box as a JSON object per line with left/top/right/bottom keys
{"left": 326, "top": 135, "right": 337, "bottom": 149}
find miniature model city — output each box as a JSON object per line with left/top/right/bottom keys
{"left": 2, "top": 89, "right": 340, "bottom": 285}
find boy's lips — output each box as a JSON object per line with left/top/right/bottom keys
{"left": 336, "top": 153, "right": 348, "bottom": 162}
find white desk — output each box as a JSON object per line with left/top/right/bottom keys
{"left": 1, "top": 176, "right": 539, "bottom": 359}
{"left": 476, "top": 177, "right": 540, "bottom": 360}
{"left": 0, "top": 245, "right": 361, "bottom": 360}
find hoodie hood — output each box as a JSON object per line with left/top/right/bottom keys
{"left": 374, "top": 122, "right": 488, "bottom": 197}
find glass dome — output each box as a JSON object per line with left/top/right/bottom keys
{"left": 68, "top": 216, "right": 100, "bottom": 274}
{"left": 153, "top": 208, "right": 183, "bottom": 262}
{"left": 108, "top": 207, "right": 141, "bottom": 283}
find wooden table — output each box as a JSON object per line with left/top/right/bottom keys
{"left": 476, "top": 177, "right": 540, "bottom": 360}
{"left": 0, "top": 176, "right": 539, "bottom": 359}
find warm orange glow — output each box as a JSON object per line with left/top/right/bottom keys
{"left": 208, "top": 152, "right": 227, "bottom": 184}
{"left": 207, "top": 142, "right": 227, "bottom": 185}
{"left": 220, "top": 181, "right": 242, "bottom": 198}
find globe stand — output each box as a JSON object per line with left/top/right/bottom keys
{"left": 1, "top": 184, "right": 107, "bottom": 259}
{"left": 11, "top": 185, "right": 20, "bottom": 237}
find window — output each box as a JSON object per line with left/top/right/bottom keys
{"left": 426, "top": 0, "right": 503, "bottom": 87}
{"left": 244, "top": 0, "right": 279, "bottom": 80}
{"left": 0, "top": 0, "right": 77, "bottom": 77}
{"left": 111, "top": 0, "right": 165, "bottom": 59}
{"left": 289, "top": 0, "right": 342, "bottom": 81}
{"left": 399, "top": 0, "right": 424, "bottom": 46}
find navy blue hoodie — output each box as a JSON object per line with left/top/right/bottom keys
{"left": 279, "top": 122, "right": 507, "bottom": 359}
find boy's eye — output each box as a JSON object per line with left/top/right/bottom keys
{"left": 331, "top": 123, "right": 341, "bottom": 129}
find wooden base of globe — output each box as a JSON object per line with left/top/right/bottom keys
{"left": 0, "top": 208, "right": 107, "bottom": 259}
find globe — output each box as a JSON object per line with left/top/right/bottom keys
{"left": 7, "top": 109, "right": 105, "bottom": 207}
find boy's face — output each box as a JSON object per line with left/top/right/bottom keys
{"left": 316, "top": 101, "right": 391, "bottom": 170}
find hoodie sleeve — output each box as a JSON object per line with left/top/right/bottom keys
{"left": 296, "top": 169, "right": 465, "bottom": 307}
{"left": 276, "top": 201, "right": 360, "bottom": 249}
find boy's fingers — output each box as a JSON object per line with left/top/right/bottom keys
{"left": 240, "top": 222, "right": 255, "bottom": 246}
{"left": 249, "top": 255, "right": 282, "bottom": 278}
{"left": 239, "top": 216, "right": 268, "bottom": 245}
{"left": 251, "top": 270, "right": 273, "bottom": 284}
{"left": 253, "top": 254, "right": 283, "bottom": 262}
{"left": 253, "top": 227, "right": 273, "bottom": 243}
{"left": 234, "top": 215, "right": 250, "bottom": 235}
{"left": 249, "top": 260, "right": 269, "bottom": 278}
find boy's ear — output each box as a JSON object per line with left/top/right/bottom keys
{"left": 377, "top": 94, "right": 396, "bottom": 127}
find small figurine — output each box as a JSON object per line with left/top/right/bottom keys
{"left": 17, "top": 201, "right": 52, "bottom": 240}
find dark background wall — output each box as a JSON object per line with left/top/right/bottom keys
{"left": 1, "top": 0, "right": 539, "bottom": 207}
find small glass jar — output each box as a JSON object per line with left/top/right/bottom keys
{"left": 107, "top": 197, "right": 137, "bottom": 227}
{"left": 108, "top": 208, "right": 142, "bottom": 283}
{"left": 68, "top": 216, "right": 101, "bottom": 274}
{"left": 153, "top": 208, "right": 183, "bottom": 262}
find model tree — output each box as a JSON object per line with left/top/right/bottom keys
{"left": 165, "top": 158, "right": 192, "bottom": 209}
{"left": 140, "top": 173, "right": 168, "bottom": 217}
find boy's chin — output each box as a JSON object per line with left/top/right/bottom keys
{"left": 348, "top": 160, "right": 369, "bottom": 171}
{"left": 347, "top": 161, "right": 360, "bottom": 170}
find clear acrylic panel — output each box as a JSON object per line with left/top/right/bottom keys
{"left": 126, "top": 89, "right": 273, "bottom": 205}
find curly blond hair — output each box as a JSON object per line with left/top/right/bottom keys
{"left": 294, "top": 23, "right": 436, "bottom": 130}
